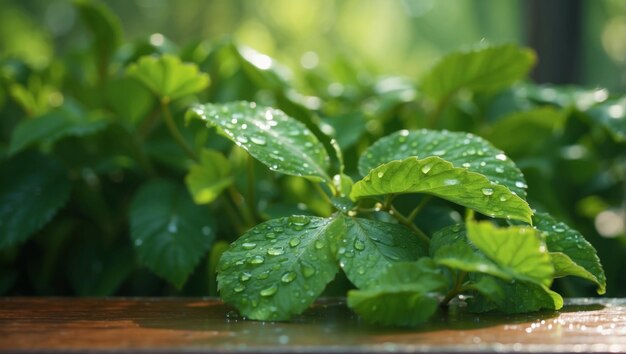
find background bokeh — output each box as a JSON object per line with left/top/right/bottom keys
{"left": 2, "top": 0, "right": 625, "bottom": 90}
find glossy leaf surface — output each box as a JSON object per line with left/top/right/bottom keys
{"left": 188, "top": 101, "right": 331, "bottom": 182}
{"left": 217, "top": 215, "right": 343, "bottom": 320}
{"left": 534, "top": 212, "right": 606, "bottom": 294}
{"left": 337, "top": 217, "right": 428, "bottom": 288}
{"left": 352, "top": 156, "right": 532, "bottom": 223}
{"left": 359, "top": 129, "right": 528, "bottom": 197}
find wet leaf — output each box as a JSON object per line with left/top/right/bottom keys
{"left": 359, "top": 129, "right": 528, "bottom": 197}
{"left": 433, "top": 241, "right": 510, "bottom": 280}
{"left": 534, "top": 212, "right": 606, "bottom": 294}
{"left": 0, "top": 152, "right": 71, "bottom": 249}
{"left": 466, "top": 220, "right": 554, "bottom": 287}
{"left": 185, "top": 149, "right": 233, "bottom": 205}
{"left": 130, "top": 180, "right": 216, "bottom": 289}
{"left": 468, "top": 277, "right": 563, "bottom": 314}
{"left": 347, "top": 260, "right": 447, "bottom": 326}
{"left": 421, "top": 44, "right": 535, "bottom": 100}
{"left": 188, "top": 101, "right": 331, "bottom": 182}
{"left": 337, "top": 217, "right": 428, "bottom": 288}
{"left": 352, "top": 156, "right": 532, "bottom": 223}
{"left": 127, "top": 54, "right": 209, "bottom": 102}
{"left": 217, "top": 215, "right": 343, "bottom": 320}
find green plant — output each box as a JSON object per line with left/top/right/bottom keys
{"left": 1, "top": 0, "right": 624, "bottom": 326}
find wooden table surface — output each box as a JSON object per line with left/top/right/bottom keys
{"left": 1, "top": 297, "right": 625, "bottom": 353}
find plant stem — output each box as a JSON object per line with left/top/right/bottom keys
{"left": 161, "top": 100, "right": 198, "bottom": 162}
{"left": 408, "top": 195, "right": 432, "bottom": 222}
{"left": 227, "top": 185, "right": 255, "bottom": 228}
{"left": 441, "top": 271, "right": 467, "bottom": 306}
{"left": 426, "top": 93, "right": 452, "bottom": 129}
{"left": 220, "top": 195, "right": 246, "bottom": 236}
{"left": 389, "top": 204, "right": 430, "bottom": 245}
{"left": 313, "top": 182, "right": 333, "bottom": 206}
{"left": 246, "top": 156, "right": 258, "bottom": 221}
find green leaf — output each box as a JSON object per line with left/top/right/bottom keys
{"left": 420, "top": 44, "right": 535, "bottom": 100}
{"left": 429, "top": 223, "right": 467, "bottom": 255}
{"left": 467, "top": 277, "right": 563, "bottom": 314}
{"left": 188, "top": 101, "right": 331, "bottom": 182}
{"left": 73, "top": 0, "right": 123, "bottom": 67}
{"left": 9, "top": 105, "right": 110, "bottom": 156}
{"left": 481, "top": 107, "right": 566, "bottom": 157}
{"left": 433, "top": 241, "right": 510, "bottom": 280}
{"left": 0, "top": 152, "right": 71, "bottom": 249}
{"left": 359, "top": 129, "right": 528, "bottom": 197}
{"left": 104, "top": 77, "right": 155, "bottom": 126}
{"left": 217, "top": 215, "right": 343, "bottom": 321}
{"left": 130, "top": 180, "right": 216, "bottom": 289}
{"left": 586, "top": 97, "right": 626, "bottom": 142}
{"left": 352, "top": 156, "right": 532, "bottom": 223}
{"left": 185, "top": 149, "right": 233, "bottom": 205}
{"left": 127, "top": 54, "right": 210, "bottom": 102}
{"left": 338, "top": 217, "right": 428, "bottom": 288}
{"left": 466, "top": 220, "right": 554, "bottom": 287}
{"left": 533, "top": 212, "right": 606, "bottom": 294}
{"left": 347, "top": 260, "right": 447, "bottom": 326}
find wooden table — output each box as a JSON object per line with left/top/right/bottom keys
{"left": 1, "top": 297, "right": 625, "bottom": 353}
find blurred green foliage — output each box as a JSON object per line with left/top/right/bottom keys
{"left": 0, "top": 0, "right": 624, "bottom": 303}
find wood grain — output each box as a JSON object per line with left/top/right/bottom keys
{"left": 1, "top": 297, "right": 625, "bottom": 353}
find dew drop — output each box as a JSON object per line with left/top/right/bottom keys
{"left": 281, "top": 271, "right": 297, "bottom": 283}
{"left": 432, "top": 150, "right": 446, "bottom": 156}
{"left": 260, "top": 284, "right": 278, "bottom": 297}
{"left": 242, "top": 242, "right": 257, "bottom": 250}
{"left": 289, "top": 238, "right": 301, "bottom": 247}
{"left": 258, "top": 271, "right": 270, "bottom": 280}
{"left": 240, "top": 272, "right": 252, "bottom": 282}
{"left": 421, "top": 164, "right": 432, "bottom": 174}
{"left": 354, "top": 239, "right": 365, "bottom": 251}
{"left": 265, "top": 232, "right": 277, "bottom": 239}
{"left": 482, "top": 188, "right": 494, "bottom": 196}
{"left": 552, "top": 225, "right": 566, "bottom": 233}
{"left": 515, "top": 181, "right": 528, "bottom": 189}
{"left": 499, "top": 195, "right": 509, "bottom": 202}
{"left": 267, "top": 247, "right": 285, "bottom": 256}
{"left": 289, "top": 215, "right": 311, "bottom": 226}
{"left": 377, "top": 171, "right": 385, "bottom": 178}
{"left": 314, "top": 240, "right": 325, "bottom": 249}
{"left": 495, "top": 167, "right": 504, "bottom": 174}
{"left": 462, "top": 162, "right": 471, "bottom": 168}
{"left": 234, "top": 284, "right": 246, "bottom": 293}
{"left": 495, "top": 153, "right": 507, "bottom": 161}
{"left": 134, "top": 239, "right": 143, "bottom": 247}
{"left": 236, "top": 136, "right": 249, "bottom": 144}
{"left": 250, "top": 136, "right": 267, "bottom": 145}
{"left": 249, "top": 256, "right": 265, "bottom": 265}
{"left": 300, "top": 262, "right": 316, "bottom": 278}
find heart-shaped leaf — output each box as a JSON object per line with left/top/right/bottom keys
{"left": 0, "top": 152, "right": 71, "bottom": 249}
{"left": 359, "top": 129, "right": 528, "bottom": 197}
{"left": 466, "top": 220, "right": 554, "bottom": 287}
{"left": 534, "top": 212, "right": 606, "bottom": 294}
{"left": 188, "top": 101, "right": 331, "bottom": 182}
{"left": 127, "top": 54, "right": 210, "bottom": 102}
{"left": 352, "top": 156, "right": 532, "bottom": 223}
{"left": 337, "top": 217, "right": 428, "bottom": 288}
{"left": 217, "top": 215, "right": 343, "bottom": 320}
{"left": 420, "top": 44, "right": 535, "bottom": 100}
{"left": 130, "top": 180, "right": 216, "bottom": 289}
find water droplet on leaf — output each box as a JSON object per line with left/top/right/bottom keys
{"left": 260, "top": 285, "right": 278, "bottom": 297}
{"left": 281, "top": 271, "right": 297, "bottom": 283}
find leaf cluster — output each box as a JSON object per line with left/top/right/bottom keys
{"left": 0, "top": 0, "right": 623, "bottom": 326}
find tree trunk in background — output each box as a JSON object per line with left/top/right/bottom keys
{"left": 526, "top": 0, "right": 582, "bottom": 85}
